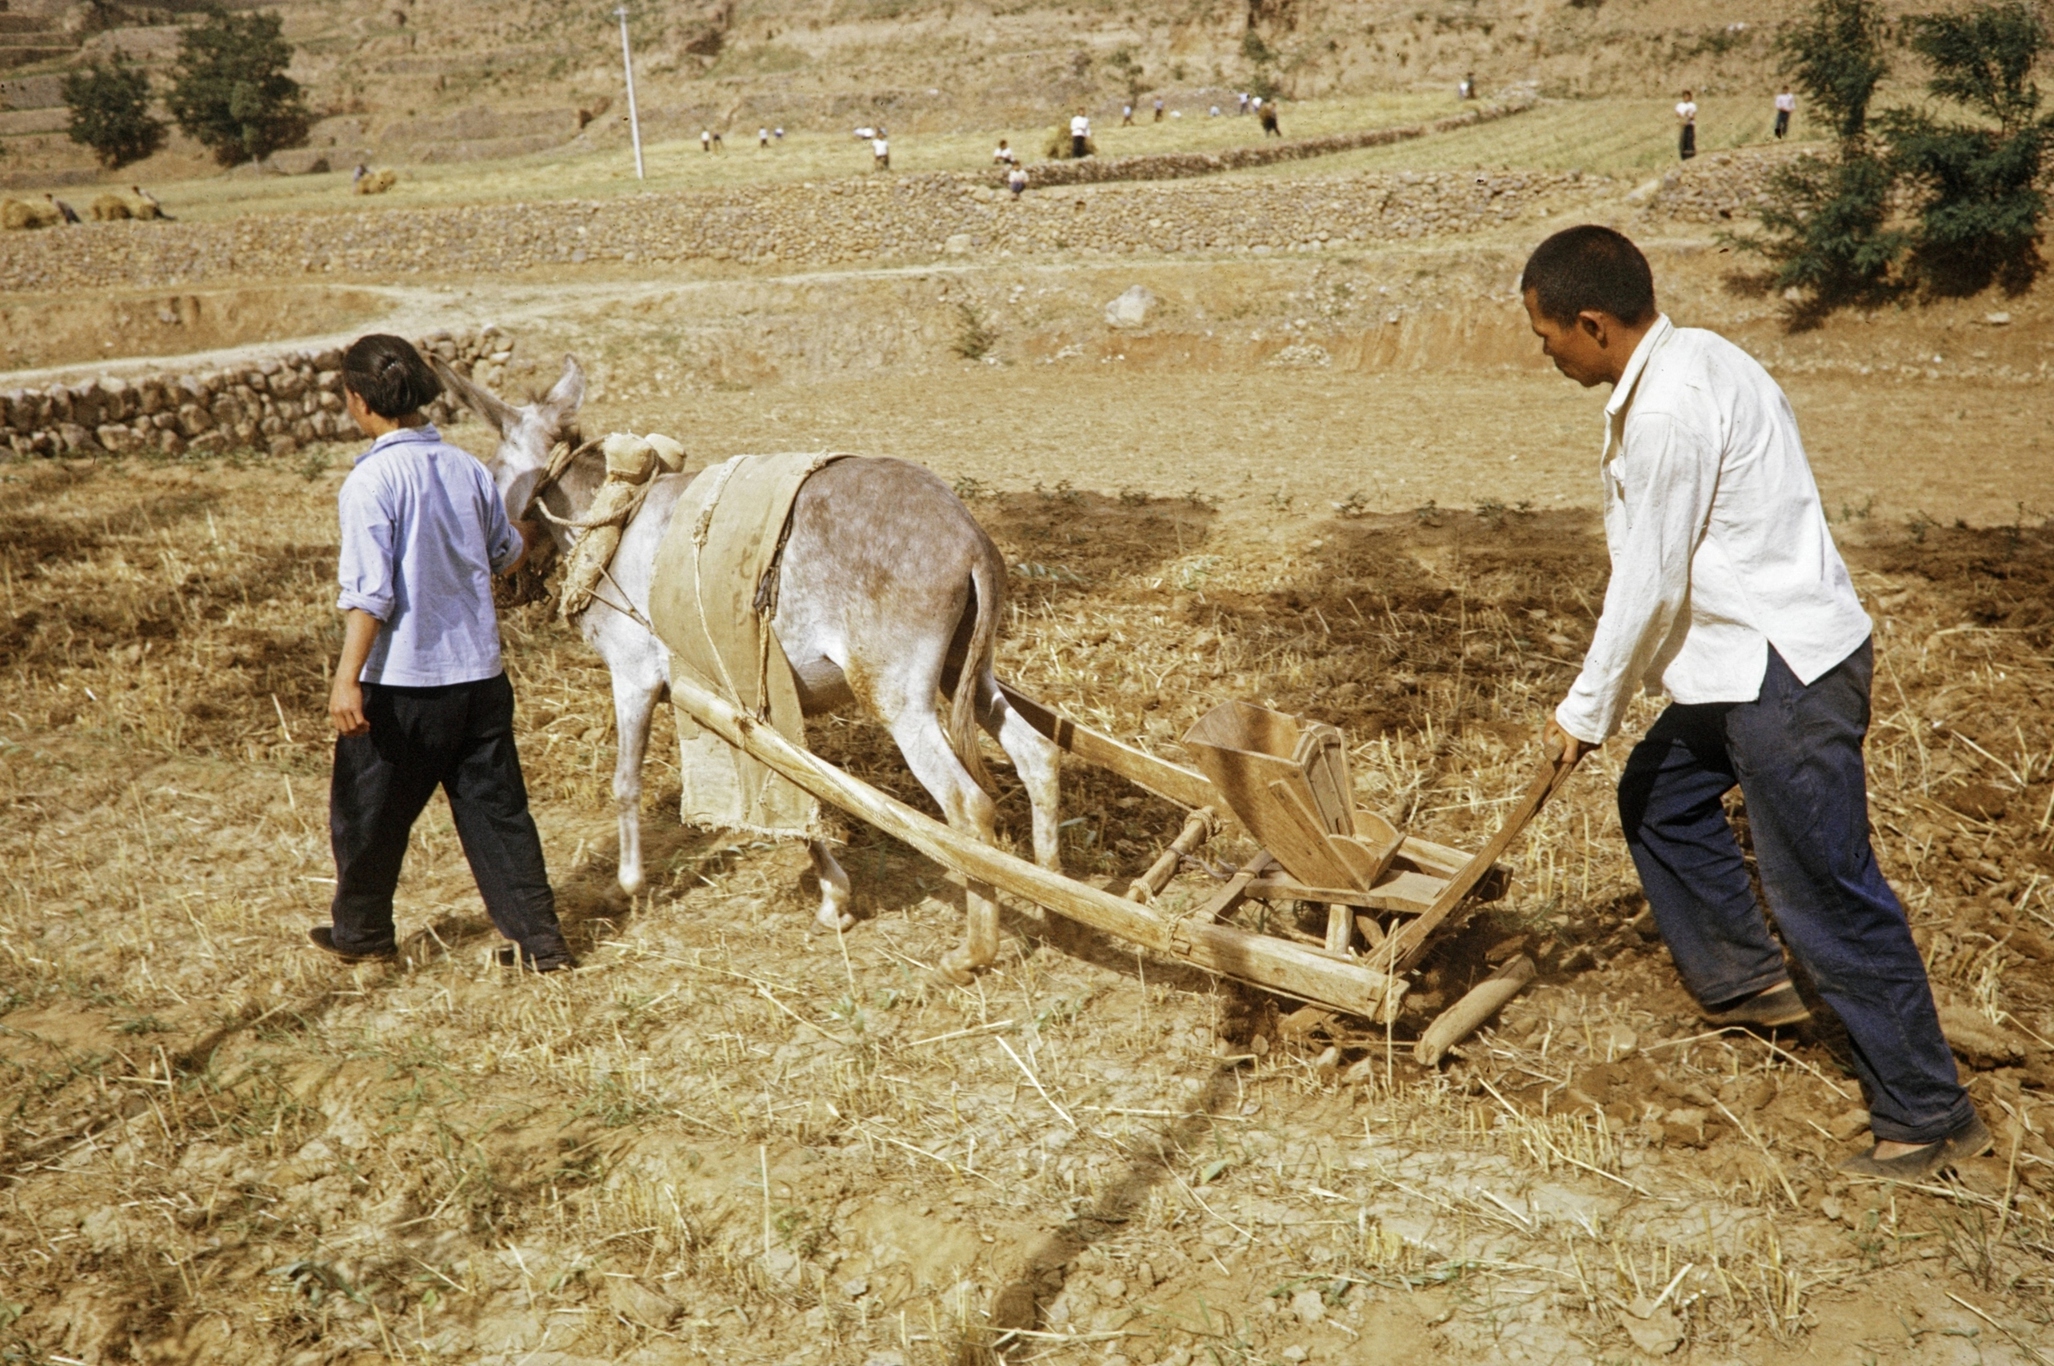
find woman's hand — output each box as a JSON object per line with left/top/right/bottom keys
{"left": 330, "top": 676, "right": 370, "bottom": 736}
{"left": 331, "top": 608, "right": 382, "bottom": 736}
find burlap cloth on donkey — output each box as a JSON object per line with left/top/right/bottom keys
{"left": 648, "top": 452, "right": 848, "bottom": 839}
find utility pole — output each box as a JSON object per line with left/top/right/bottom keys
{"left": 614, "top": 6, "right": 645, "bottom": 180}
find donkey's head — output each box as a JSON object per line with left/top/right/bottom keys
{"left": 428, "top": 353, "right": 586, "bottom": 526}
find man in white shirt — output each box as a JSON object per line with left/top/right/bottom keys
{"left": 1676, "top": 90, "right": 1698, "bottom": 160}
{"left": 1774, "top": 87, "right": 1796, "bottom": 139}
{"left": 1070, "top": 110, "right": 1091, "bottom": 158}
{"left": 1521, "top": 225, "right": 1984, "bottom": 1181}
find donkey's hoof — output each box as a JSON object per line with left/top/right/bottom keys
{"left": 938, "top": 950, "right": 980, "bottom": 986}
{"left": 814, "top": 904, "right": 856, "bottom": 934}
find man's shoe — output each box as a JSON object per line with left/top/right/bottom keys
{"left": 307, "top": 926, "right": 397, "bottom": 963}
{"left": 1840, "top": 1112, "right": 1993, "bottom": 1181}
{"left": 496, "top": 944, "right": 580, "bottom": 973}
{"left": 1703, "top": 981, "right": 1811, "bottom": 1029}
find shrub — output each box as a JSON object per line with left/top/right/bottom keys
{"left": 1883, "top": 1, "right": 2051, "bottom": 295}
{"left": 62, "top": 53, "right": 167, "bottom": 170}
{"left": 166, "top": 9, "right": 311, "bottom": 168}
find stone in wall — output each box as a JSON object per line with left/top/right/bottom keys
{"left": 0, "top": 328, "right": 511, "bottom": 460}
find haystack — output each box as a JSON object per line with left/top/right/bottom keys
{"left": 353, "top": 168, "right": 398, "bottom": 195}
{"left": 1, "top": 198, "right": 60, "bottom": 231}
{"left": 89, "top": 194, "right": 132, "bottom": 222}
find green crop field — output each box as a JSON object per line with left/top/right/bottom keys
{"left": 129, "top": 91, "right": 1464, "bottom": 223}
{"left": 1241, "top": 96, "right": 1825, "bottom": 181}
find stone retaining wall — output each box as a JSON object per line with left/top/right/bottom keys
{"left": 1631, "top": 146, "right": 1808, "bottom": 225}
{"left": 0, "top": 163, "right": 1613, "bottom": 291}
{"left": 1017, "top": 98, "right": 1534, "bottom": 190}
{"left": 0, "top": 328, "right": 507, "bottom": 459}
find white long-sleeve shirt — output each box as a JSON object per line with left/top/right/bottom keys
{"left": 1554, "top": 316, "right": 1872, "bottom": 744}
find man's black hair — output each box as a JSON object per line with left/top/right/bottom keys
{"left": 1519, "top": 225, "right": 1658, "bottom": 328}
{"left": 342, "top": 334, "right": 442, "bottom": 418}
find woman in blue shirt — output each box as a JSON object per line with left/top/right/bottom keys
{"left": 318, "top": 334, "right": 575, "bottom": 972}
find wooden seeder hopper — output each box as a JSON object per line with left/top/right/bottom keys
{"left": 665, "top": 669, "right": 1573, "bottom": 1057}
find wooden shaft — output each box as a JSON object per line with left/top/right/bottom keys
{"left": 1414, "top": 954, "right": 1536, "bottom": 1065}
{"left": 1127, "top": 806, "right": 1217, "bottom": 903}
{"left": 667, "top": 672, "right": 1399, "bottom": 1019}
{"left": 998, "top": 681, "right": 1216, "bottom": 811}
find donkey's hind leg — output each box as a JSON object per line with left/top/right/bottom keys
{"left": 975, "top": 671, "right": 1061, "bottom": 871}
{"left": 884, "top": 707, "right": 1001, "bottom": 985}
{"left": 809, "top": 839, "right": 854, "bottom": 932}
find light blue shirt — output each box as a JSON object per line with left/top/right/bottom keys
{"left": 336, "top": 425, "right": 522, "bottom": 688}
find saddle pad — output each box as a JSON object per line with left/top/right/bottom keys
{"left": 648, "top": 451, "right": 848, "bottom": 838}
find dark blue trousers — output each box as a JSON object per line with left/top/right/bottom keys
{"left": 329, "top": 672, "right": 567, "bottom": 959}
{"left": 1618, "top": 639, "right": 1972, "bottom": 1144}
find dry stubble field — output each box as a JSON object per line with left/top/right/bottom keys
{"left": 4, "top": 226, "right": 2054, "bottom": 1365}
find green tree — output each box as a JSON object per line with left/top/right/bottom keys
{"left": 166, "top": 9, "right": 310, "bottom": 167}
{"left": 1739, "top": 0, "right": 1902, "bottom": 314}
{"left": 62, "top": 52, "right": 167, "bottom": 169}
{"left": 1883, "top": 2, "right": 2050, "bottom": 294}
{"left": 1778, "top": 0, "right": 1891, "bottom": 140}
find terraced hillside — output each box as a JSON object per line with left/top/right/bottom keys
{"left": 1, "top": 0, "right": 1903, "bottom": 186}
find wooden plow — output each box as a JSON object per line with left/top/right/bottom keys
{"left": 667, "top": 669, "right": 1573, "bottom": 1053}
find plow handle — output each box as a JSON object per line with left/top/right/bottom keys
{"left": 1381, "top": 742, "right": 1581, "bottom": 973}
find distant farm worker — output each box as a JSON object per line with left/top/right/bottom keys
{"left": 759, "top": 126, "right": 770, "bottom": 148}
{"left": 994, "top": 138, "right": 1016, "bottom": 166}
{"left": 1676, "top": 89, "right": 1698, "bottom": 160}
{"left": 774, "top": 126, "right": 785, "bottom": 142}
{"left": 321, "top": 334, "right": 576, "bottom": 973}
{"left": 46, "top": 193, "right": 79, "bottom": 224}
{"left": 1519, "top": 226, "right": 1986, "bottom": 1181}
{"left": 1237, "top": 92, "right": 1250, "bottom": 115}
{"left": 1153, "top": 95, "right": 1165, "bottom": 122}
{"left": 701, "top": 129, "right": 713, "bottom": 153}
{"left": 1007, "top": 164, "right": 1027, "bottom": 197}
{"left": 1070, "top": 108, "right": 1091, "bottom": 158}
{"left": 711, "top": 129, "right": 724, "bottom": 152}
{"left": 352, "top": 162, "right": 369, "bottom": 185}
{"left": 1260, "top": 99, "right": 1280, "bottom": 137}
{"left": 1122, "top": 102, "right": 1134, "bottom": 126}
{"left": 1774, "top": 86, "right": 1795, "bottom": 139}
{"left": 1458, "top": 71, "right": 1476, "bottom": 100}
{"left": 130, "top": 184, "right": 172, "bottom": 219}
{"left": 872, "top": 132, "right": 890, "bottom": 168}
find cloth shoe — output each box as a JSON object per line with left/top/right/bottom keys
{"left": 1839, "top": 1111, "right": 1992, "bottom": 1181}
{"left": 1703, "top": 980, "right": 1811, "bottom": 1029}
{"left": 307, "top": 926, "right": 397, "bottom": 962}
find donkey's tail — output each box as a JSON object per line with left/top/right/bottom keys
{"left": 947, "top": 539, "right": 1002, "bottom": 798}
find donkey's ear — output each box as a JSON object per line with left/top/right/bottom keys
{"left": 429, "top": 355, "right": 519, "bottom": 436}
{"left": 541, "top": 354, "right": 587, "bottom": 425}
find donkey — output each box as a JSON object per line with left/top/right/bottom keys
{"left": 430, "top": 355, "right": 1061, "bottom": 983}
